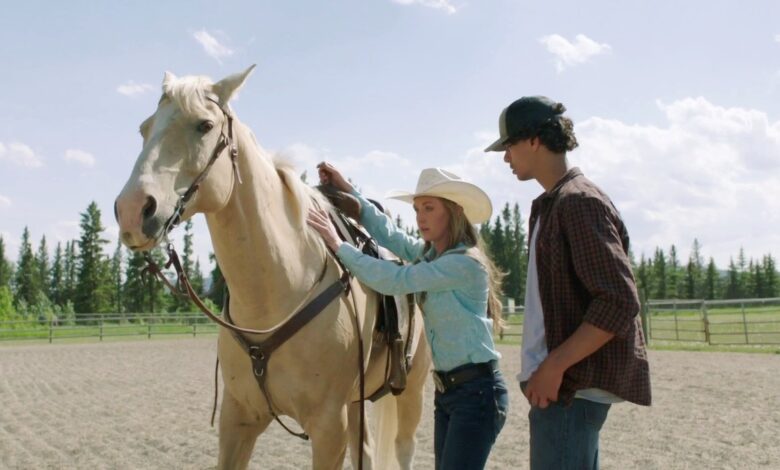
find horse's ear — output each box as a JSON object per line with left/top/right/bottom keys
{"left": 213, "top": 64, "right": 257, "bottom": 104}
{"left": 162, "top": 71, "right": 177, "bottom": 92}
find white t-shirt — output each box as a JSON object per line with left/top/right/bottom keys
{"left": 517, "top": 221, "right": 623, "bottom": 404}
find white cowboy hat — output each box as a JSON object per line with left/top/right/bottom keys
{"left": 386, "top": 168, "right": 493, "bottom": 224}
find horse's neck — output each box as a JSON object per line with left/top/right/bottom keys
{"left": 204, "top": 122, "right": 325, "bottom": 327}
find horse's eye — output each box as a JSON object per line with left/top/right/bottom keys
{"left": 198, "top": 120, "right": 214, "bottom": 133}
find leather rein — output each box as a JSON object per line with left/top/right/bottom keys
{"left": 140, "top": 95, "right": 366, "bottom": 461}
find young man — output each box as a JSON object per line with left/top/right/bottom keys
{"left": 485, "top": 96, "right": 651, "bottom": 469}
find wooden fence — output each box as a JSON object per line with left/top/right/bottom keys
{"left": 645, "top": 297, "right": 780, "bottom": 345}
{"left": 0, "top": 314, "right": 219, "bottom": 343}
{"left": 499, "top": 297, "right": 780, "bottom": 346}
{"left": 3, "top": 297, "right": 779, "bottom": 346}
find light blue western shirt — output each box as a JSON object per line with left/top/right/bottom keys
{"left": 334, "top": 190, "right": 501, "bottom": 372}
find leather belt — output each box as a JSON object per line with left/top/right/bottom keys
{"left": 432, "top": 360, "right": 498, "bottom": 393}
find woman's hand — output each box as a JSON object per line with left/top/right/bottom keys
{"left": 317, "top": 162, "right": 354, "bottom": 193}
{"left": 306, "top": 207, "right": 344, "bottom": 252}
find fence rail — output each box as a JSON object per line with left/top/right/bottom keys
{"left": 499, "top": 298, "right": 780, "bottom": 346}
{"left": 0, "top": 314, "right": 219, "bottom": 343}
{"left": 3, "top": 297, "right": 779, "bottom": 346}
{"left": 646, "top": 297, "right": 780, "bottom": 345}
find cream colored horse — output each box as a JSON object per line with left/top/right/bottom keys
{"left": 114, "top": 66, "right": 430, "bottom": 470}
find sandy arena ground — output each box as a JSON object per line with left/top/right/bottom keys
{"left": 1, "top": 338, "right": 778, "bottom": 469}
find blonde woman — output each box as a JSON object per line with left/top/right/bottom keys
{"left": 307, "top": 163, "right": 508, "bottom": 470}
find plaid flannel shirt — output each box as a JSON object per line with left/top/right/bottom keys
{"left": 530, "top": 167, "right": 651, "bottom": 406}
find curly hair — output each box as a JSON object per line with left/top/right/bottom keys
{"left": 508, "top": 115, "right": 579, "bottom": 153}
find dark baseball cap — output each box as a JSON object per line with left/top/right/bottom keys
{"left": 484, "top": 96, "right": 566, "bottom": 152}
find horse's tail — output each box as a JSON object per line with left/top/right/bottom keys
{"left": 373, "top": 394, "right": 399, "bottom": 469}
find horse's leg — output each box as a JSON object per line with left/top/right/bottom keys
{"left": 217, "top": 391, "right": 271, "bottom": 470}
{"left": 308, "top": 405, "right": 350, "bottom": 470}
{"left": 347, "top": 400, "right": 375, "bottom": 470}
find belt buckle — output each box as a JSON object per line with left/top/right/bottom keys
{"left": 432, "top": 372, "right": 445, "bottom": 393}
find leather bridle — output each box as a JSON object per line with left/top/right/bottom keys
{"left": 139, "top": 94, "right": 368, "bottom": 468}
{"left": 159, "top": 94, "right": 242, "bottom": 239}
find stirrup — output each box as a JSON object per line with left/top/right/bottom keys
{"left": 388, "top": 337, "right": 407, "bottom": 394}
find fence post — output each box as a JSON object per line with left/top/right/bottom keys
{"left": 148, "top": 324, "right": 152, "bottom": 339}
{"left": 674, "top": 311, "right": 679, "bottom": 340}
{"left": 701, "top": 301, "right": 710, "bottom": 344}
{"left": 640, "top": 296, "right": 649, "bottom": 343}
{"left": 49, "top": 319, "right": 53, "bottom": 344}
{"left": 741, "top": 302, "right": 749, "bottom": 344}
{"left": 192, "top": 323, "right": 197, "bottom": 338}
{"left": 501, "top": 299, "right": 515, "bottom": 340}
{"left": 99, "top": 318, "right": 104, "bottom": 342}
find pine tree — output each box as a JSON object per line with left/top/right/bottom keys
{"left": 35, "top": 235, "right": 50, "bottom": 301}
{"left": 510, "top": 203, "right": 527, "bottom": 303}
{"left": 668, "top": 245, "right": 680, "bottom": 299}
{"left": 74, "top": 202, "right": 111, "bottom": 314}
{"left": 207, "top": 252, "right": 226, "bottom": 308}
{"left": 743, "top": 259, "right": 756, "bottom": 298}
{"left": 636, "top": 254, "right": 651, "bottom": 301}
{"left": 737, "top": 247, "right": 749, "bottom": 296}
{"left": 0, "top": 236, "right": 13, "bottom": 291}
{"left": 684, "top": 239, "right": 704, "bottom": 299}
{"left": 63, "top": 241, "right": 77, "bottom": 306}
{"left": 703, "top": 257, "right": 719, "bottom": 300}
{"left": 147, "top": 246, "right": 170, "bottom": 313}
{"left": 191, "top": 258, "right": 205, "bottom": 296}
{"left": 110, "top": 239, "right": 124, "bottom": 313}
{"left": 123, "top": 249, "right": 147, "bottom": 314}
{"left": 14, "top": 227, "right": 38, "bottom": 308}
{"left": 752, "top": 260, "right": 765, "bottom": 298}
{"left": 50, "top": 242, "right": 64, "bottom": 305}
{"left": 176, "top": 220, "right": 196, "bottom": 311}
{"left": 764, "top": 254, "right": 778, "bottom": 298}
{"left": 725, "top": 258, "right": 741, "bottom": 299}
{"left": 652, "top": 247, "right": 667, "bottom": 299}
{"left": 499, "top": 204, "right": 520, "bottom": 301}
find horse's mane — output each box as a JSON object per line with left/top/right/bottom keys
{"left": 163, "top": 75, "right": 215, "bottom": 117}
{"left": 273, "top": 157, "right": 331, "bottom": 225}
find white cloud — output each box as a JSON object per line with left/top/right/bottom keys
{"left": 775, "top": 34, "right": 780, "bottom": 43}
{"left": 572, "top": 97, "right": 780, "bottom": 265}
{"left": 275, "top": 143, "right": 411, "bottom": 186}
{"left": 116, "top": 81, "right": 155, "bottom": 97}
{"left": 391, "top": 0, "right": 457, "bottom": 14}
{"left": 0, "top": 141, "right": 43, "bottom": 168}
{"left": 193, "top": 29, "right": 234, "bottom": 62}
{"left": 455, "top": 98, "right": 780, "bottom": 267}
{"left": 539, "top": 34, "right": 612, "bottom": 72}
{"left": 64, "top": 149, "right": 96, "bottom": 167}
{"left": 0, "top": 194, "right": 10, "bottom": 208}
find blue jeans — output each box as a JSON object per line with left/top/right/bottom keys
{"left": 528, "top": 398, "right": 611, "bottom": 470}
{"left": 434, "top": 370, "right": 508, "bottom": 470}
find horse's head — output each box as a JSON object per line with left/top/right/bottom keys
{"left": 115, "top": 65, "right": 255, "bottom": 251}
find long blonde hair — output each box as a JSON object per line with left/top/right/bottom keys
{"left": 420, "top": 198, "right": 506, "bottom": 333}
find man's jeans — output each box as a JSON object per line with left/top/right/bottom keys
{"left": 528, "top": 398, "right": 611, "bottom": 470}
{"left": 434, "top": 370, "right": 509, "bottom": 470}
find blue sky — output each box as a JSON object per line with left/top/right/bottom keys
{"left": 1, "top": 0, "right": 779, "bottom": 273}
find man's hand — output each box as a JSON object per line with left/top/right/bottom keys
{"left": 524, "top": 357, "right": 565, "bottom": 408}
{"left": 524, "top": 322, "right": 616, "bottom": 408}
